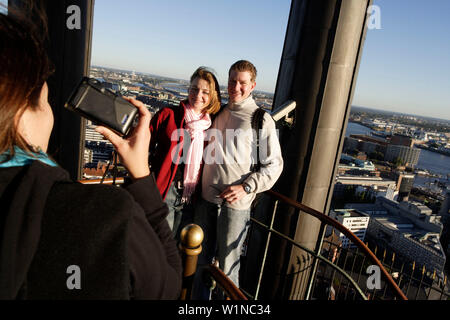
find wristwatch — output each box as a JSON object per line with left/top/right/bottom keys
{"left": 243, "top": 183, "right": 252, "bottom": 194}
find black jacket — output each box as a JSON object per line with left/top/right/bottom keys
{"left": 0, "top": 161, "right": 182, "bottom": 299}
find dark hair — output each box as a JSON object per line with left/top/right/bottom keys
{"left": 229, "top": 60, "right": 257, "bottom": 82}
{"left": 189, "top": 67, "right": 222, "bottom": 115}
{"left": 0, "top": 5, "right": 53, "bottom": 157}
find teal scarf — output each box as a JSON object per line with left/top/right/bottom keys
{"left": 0, "top": 146, "right": 57, "bottom": 168}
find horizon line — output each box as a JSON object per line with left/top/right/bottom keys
{"left": 90, "top": 64, "right": 275, "bottom": 95}
{"left": 90, "top": 65, "right": 448, "bottom": 122}
{"left": 351, "top": 105, "right": 450, "bottom": 123}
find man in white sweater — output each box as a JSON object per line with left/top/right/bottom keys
{"left": 193, "top": 60, "right": 283, "bottom": 298}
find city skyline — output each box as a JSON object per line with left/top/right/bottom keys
{"left": 89, "top": 0, "right": 450, "bottom": 121}
{"left": 92, "top": 64, "right": 450, "bottom": 124}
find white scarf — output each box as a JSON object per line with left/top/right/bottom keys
{"left": 182, "top": 105, "right": 211, "bottom": 202}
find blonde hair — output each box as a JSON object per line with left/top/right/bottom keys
{"left": 190, "top": 67, "right": 222, "bottom": 115}
{"left": 229, "top": 60, "right": 257, "bottom": 83}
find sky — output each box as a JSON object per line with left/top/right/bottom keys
{"left": 0, "top": 0, "right": 6, "bottom": 14}
{"left": 90, "top": 0, "right": 291, "bottom": 93}
{"left": 354, "top": 0, "right": 450, "bottom": 120}
{"left": 2, "top": 0, "right": 449, "bottom": 120}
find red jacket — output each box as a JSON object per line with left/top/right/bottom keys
{"left": 149, "top": 101, "right": 187, "bottom": 200}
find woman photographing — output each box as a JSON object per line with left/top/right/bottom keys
{"left": 0, "top": 9, "right": 181, "bottom": 299}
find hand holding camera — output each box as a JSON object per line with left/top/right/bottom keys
{"left": 65, "top": 78, "right": 151, "bottom": 180}
{"left": 95, "top": 97, "right": 151, "bottom": 180}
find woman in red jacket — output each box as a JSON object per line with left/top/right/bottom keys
{"left": 149, "top": 67, "right": 222, "bottom": 237}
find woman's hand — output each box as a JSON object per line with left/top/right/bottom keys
{"left": 95, "top": 97, "right": 151, "bottom": 180}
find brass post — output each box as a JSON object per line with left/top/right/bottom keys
{"left": 179, "top": 224, "right": 204, "bottom": 300}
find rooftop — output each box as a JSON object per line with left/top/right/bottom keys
{"left": 346, "top": 198, "right": 446, "bottom": 256}
{"left": 374, "top": 216, "right": 415, "bottom": 231}
{"left": 333, "top": 209, "right": 369, "bottom": 218}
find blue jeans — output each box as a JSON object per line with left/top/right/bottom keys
{"left": 165, "top": 181, "right": 193, "bottom": 239}
{"left": 192, "top": 197, "right": 250, "bottom": 299}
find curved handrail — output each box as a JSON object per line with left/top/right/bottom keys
{"left": 77, "top": 180, "right": 246, "bottom": 300}
{"left": 250, "top": 217, "right": 368, "bottom": 300}
{"left": 77, "top": 178, "right": 404, "bottom": 299}
{"left": 252, "top": 218, "right": 367, "bottom": 300}
{"left": 205, "top": 264, "right": 248, "bottom": 300}
{"left": 263, "top": 189, "right": 408, "bottom": 300}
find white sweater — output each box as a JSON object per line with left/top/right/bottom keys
{"left": 201, "top": 96, "right": 284, "bottom": 210}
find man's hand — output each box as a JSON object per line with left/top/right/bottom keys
{"left": 220, "top": 185, "right": 247, "bottom": 204}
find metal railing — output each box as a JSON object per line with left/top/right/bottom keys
{"left": 80, "top": 178, "right": 446, "bottom": 300}
{"left": 362, "top": 242, "right": 449, "bottom": 300}
{"left": 179, "top": 224, "right": 204, "bottom": 300}
{"left": 205, "top": 264, "right": 248, "bottom": 300}
{"left": 78, "top": 178, "right": 245, "bottom": 300}
{"left": 178, "top": 224, "right": 247, "bottom": 301}
{"left": 242, "top": 189, "right": 408, "bottom": 300}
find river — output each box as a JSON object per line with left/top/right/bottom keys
{"left": 345, "top": 121, "right": 450, "bottom": 188}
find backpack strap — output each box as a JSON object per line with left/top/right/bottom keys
{"left": 250, "top": 108, "right": 266, "bottom": 172}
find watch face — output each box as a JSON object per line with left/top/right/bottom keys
{"left": 244, "top": 185, "right": 251, "bottom": 193}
